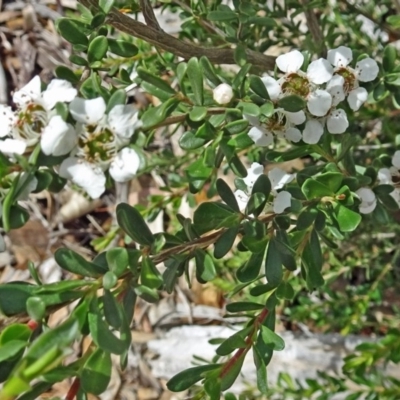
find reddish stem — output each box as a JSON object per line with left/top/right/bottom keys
{"left": 65, "top": 377, "right": 80, "bottom": 400}
{"left": 219, "top": 308, "right": 269, "bottom": 378}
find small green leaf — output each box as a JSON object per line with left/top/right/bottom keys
{"left": 216, "top": 327, "right": 251, "bottom": 356}
{"left": 204, "top": 377, "right": 221, "bottom": 400}
{"left": 200, "top": 56, "right": 221, "bottom": 86}
{"left": 249, "top": 75, "right": 270, "bottom": 99}
{"left": 383, "top": 45, "right": 397, "bottom": 72}
{"left": 189, "top": 106, "right": 207, "bottom": 122}
{"left": 80, "top": 348, "right": 111, "bottom": 395}
{"left": 57, "top": 18, "right": 88, "bottom": 46}
{"left": 55, "top": 66, "right": 79, "bottom": 84}
{"left": 253, "top": 346, "right": 268, "bottom": 394}
{"left": 193, "top": 202, "right": 237, "bottom": 234}
{"left": 277, "top": 95, "right": 306, "bottom": 112}
{"left": 301, "top": 230, "right": 324, "bottom": 289}
{"left": 226, "top": 302, "right": 264, "bottom": 312}
{"left": 224, "top": 120, "right": 249, "bottom": 135}
{"left": 26, "top": 297, "right": 46, "bottom": 322}
{"left": 134, "top": 285, "right": 159, "bottom": 302}
{"left": 106, "top": 247, "right": 129, "bottom": 277}
{"left": 207, "top": 10, "right": 237, "bottom": 21}
{"left": 108, "top": 39, "right": 138, "bottom": 57}
{"left": 296, "top": 207, "right": 318, "bottom": 230}
{"left": 237, "top": 251, "right": 264, "bottom": 283}
{"left": 265, "top": 240, "right": 282, "bottom": 287}
{"left": 238, "top": 102, "right": 260, "bottom": 117}
{"left": 137, "top": 67, "right": 175, "bottom": 95}
{"left": 187, "top": 57, "right": 204, "bottom": 105}
{"left": 216, "top": 179, "right": 239, "bottom": 212}
{"left": 88, "top": 36, "right": 108, "bottom": 64}
{"left": 334, "top": 204, "right": 362, "bottom": 232}
{"left": 141, "top": 256, "right": 163, "bottom": 289}
{"left": 116, "top": 203, "right": 154, "bottom": 246}
{"left": 179, "top": 131, "right": 206, "bottom": 150}
{"left": 260, "top": 326, "right": 285, "bottom": 351}
{"left": 103, "top": 290, "right": 122, "bottom": 329}
{"left": 102, "top": 271, "right": 118, "bottom": 290}
{"left": 106, "top": 89, "right": 127, "bottom": 113}
{"left": 302, "top": 178, "right": 333, "bottom": 199}
{"left": 195, "top": 250, "right": 217, "bottom": 282}
{"left": 214, "top": 226, "right": 239, "bottom": 259}
{"left": 99, "top": 0, "right": 114, "bottom": 13}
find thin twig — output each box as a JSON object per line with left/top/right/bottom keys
{"left": 139, "top": 0, "right": 162, "bottom": 31}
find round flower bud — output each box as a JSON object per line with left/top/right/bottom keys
{"left": 213, "top": 83, "right": 233, "bottom": 104}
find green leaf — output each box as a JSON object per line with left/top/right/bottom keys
{"left": 137, "top": 67, "right": 175, "bottom": 95}
{"left": 314, "top": 172, "right": 343, "bottom": 193}
{"left": 108, "top": 39, "right": 138, "bottom": 57}
{"left": 103, "top": 290, "right": 122, "bottom": 329}
{"left": 216, "top": 327, "right": 251, "bottom": 356}
{"left": 0, "top": 283, "right": 35, "bottom": 315}
{"left": 260, "top": 326, "right": 285, "bottom": 351}
{"left": 55, "top": 248, "right": 104, "bottom": 278}
{"left": 245, "top": 193, "right": 266, "bottom": 216}
{"left": 265, "top": 240, "right": 282, "bottom": 287}
{"left": 383, "top": 45, "right": 397, "bottom": 72}
{"left": 7, "top": 205, "right": 30, "bottom": 230}
{"left": 179, "top": 131, "right": 206, "bottom": 150}
{"left": 302, "top": 178, "right": 333, "bottom": 200}
{"left": 334, "top": 204, "right": 362, "bottom": 232}
{"left": 226, "top": 302, "right": 265, "bottom": 312}
{"left": 276, "top": 281, "right": 295, "bottom": 300}
{"left": 99, "top": 0, "right": 114, "bottom": 13}
{"left": 248, "top": 75, "right": 270, "bottom": 99}
{"left": 106, "top": 89, "right": 127, "bottom": 113}
{"left": 266, "top": 146, "right": 312, "bottom": 162}
{"left": 141, "top": 256, "right": 163, "bottom": 289}
{"left": 296, "top": 207, "right": 318, "bottom": 230}
{"left": 277, "top": 95, "right": 306, "bottom": 112}
{"left": 214, "top": 226, "right": 239, "bottom": 259}
{"left": 216, "top": 178, "right": 239, "bottom": 212}
{"left": 187, "top": 57, "right": 204, "bottom": 105}
{"left": 55, "top": 66, "right": 79, "bottom": 84}
{"left": 200, "top": 56, "right": 221, "bottom": 86}
{"left": 57, "top": 18, "right": 88, "bottom": 46}
{"left": 80, "top": 348, "right": 111, "bottom": 395}
{"left": 193, "top": 202, "right": 237, "bottom": 234}
{"left": 234, "top": 44, "right": 247, "bottom": 66}
{"left": 106, "top": 247, "right": 129, "bottom": 277}
{"left": 0, "top": 341, "right": 27, "bottom": 363}
{"left": 237, "top": 251, "right": 264, "bottom": 283}
{"left": 0, "top": 324, "right": 31, "bottom": 345}
{"left": 116, "top": 203, "right": 154, "bottom": 246}
{"left": 207, "top": 10, "right": 237, "bottom": 21}
{"left": 238, "top": 102, "right": 260, "bottom": 117}
{"left": 195, "top": 250, "right": 217, "bottom": 282}
{"left": 220, "top": 351, "right": 245, "bottom": 390}
{"left": 253, "top": 346, "right": 268, "bottom": 394}
{"left": 88, "top": 36, "right": 108, "bottom": 64}
{"left": 167, "top": 364, "right": 221, "bottom": 392}
{"left": 204, "top": 378, "right": 221, "bottom": 400}
{"left": 301, "top": 230, "right": 324, "bottom": 289}
{"left": 189, "top": 106, "right": 207, "bottom": 122}
{"left": 134, "top": 285, "right": 159, "bottom": 303}
{"left": 224, "top": 120, "right": 249, "bottom": 135}
{"left": 26, "top": 297, "right": 46, "bottom": 322}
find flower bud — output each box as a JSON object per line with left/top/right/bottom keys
{"left": 213, "top": 83, "right": 233, "bottom": 104}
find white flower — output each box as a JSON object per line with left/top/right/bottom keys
{"left": 302, "top": 119, "right": 324, "bottom": 144}
{"left": 307, "top": 89, "right": 332, "bottom": 117}
{"left": 327, "top": 46, "right": 378, "bottom": 111}
{"left": 273, "top": 191, "right": 292, "bottom": 214}
{"left": 69, "top": 97, "right": 106, "bottom": 125}
{"left": 243, "top": 162, "right": 264, "bottom": 189}
{"left": 248, "top": 126, "right": 274, "bottom": 147}
{"left": 268, "top": 167, "right": 295, "bottom": 193}
{"left": 393, "top": 151, "right": 400, "bottom": 169}
{"left": 356, "top": 187, "right": 377, "bottom": 214}
{"left": 41, "top": 79, "right": 77, "bottom": 110}
{"left": 0, "top": 106, "right": 17, "bottom": 138}
{"left": 40, "top": 116, "right": 77, "bottom": 156}
{"left": 0, "top": 138, "right": 27, "bottom": 157}
{"left": 59, "top": 157, "right": 107, "bottom": 199}
{"left": 213, "top": 83, "right": 233, "bottom": 104}
{"left": 261, "top": 76, "right": 281, "bottom": 100}
{"left": 109, "top": 147, "right": 141, "bottom": 182}
{"left": 326, "top": 75, "right": 346, "bottom": 106}
{"left": 234, "top": 189, "right": 250, "bottom": 212}
{"left": 108, "top": 105, "right": 142, "bottom": 139}
{"left": 326, "top": 109, "right": 349, "bottom": 134}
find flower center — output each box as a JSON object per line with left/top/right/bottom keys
{"left": 335, "top": 68, "right": 356, "bottom": 93}
{"left": 16, "top": 104, "right": 47, "bottom": 145}
{"left": 264, "top": 112, "right": 286, "bottom": 133}
{"left": 281, "top": 73, "right": 310, "bottom": 97}
{"left": 78, "top": 126, "right": 116, "bottom": 164}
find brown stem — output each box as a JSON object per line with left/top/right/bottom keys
{"left": 78, "top": 0, "right": 276, "bottom": 70}
{"left": 65, "top": 377, "right": 80, "bottom": 400}
{"left": 219, "top": 308, "right": 269, "bottom": 378}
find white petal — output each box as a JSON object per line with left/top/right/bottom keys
{"left": 0, "top": 106, "right": 16, "bottom": 137}
{"left": 248, "top": 126, "right": 273, "bottom": 147}
{"left": 213, "top": 83, "right": 233, "bottom": 104}
{"left": 307, "top": 58, "right": 333, "bottom": 84}
{"left": 243, "top": 114, "right": 261, "bottom": 127}
{"left": 41, "top": 116, "right": 77, "bottom": 156}
{"left": 378, "top": 168, "right": 392, "bottom": 185}
{"left": 13, "top": 76, "right": 41, "bottom": 106}
{"left": 69, "top": 97, "right": 106, "bottom": 125}
{"left": 261, "top": 76, "right": 281, "bottom": 100}
{"left": 59, "top": 157, "right": 106, "bottom": 199}
{"left": 356, "top": 58, "right": 379, "bottom": 82}
{"left": 307, "top": 89, "right": 332, "bottom": 116}
{"left": 0, "top": 139, "right": 26, "bottom": 156}
{"left": 392, "top": 151, "right": 400, "bottom": 169}
{"left": 327, "top": 109, "right": 348, "bottom": 134}
{"left": 268, "top": 167, "right": 295, "bottom": 191}
{"left": 41, "top": 79, "right": 77, "bottom": 110}
{"left": 327, "top": 46, "right": 353, "bottom": 67}
{"left": 356, "top": 187, "right": 376, "bottom": 214}
{"left": 285, "top": 110, "right": 306, "bottom": 125}
{"left": 303, "top": 119, "right": 324, "bottom": 144}
{"left": 243, "top": 162, "right": 264, "bottom": 189}
{"left": 109, "top": 147, "right": 141, "bottom": 182}
{"left": 284, "top": 127, "right": 302, "bottom": 142}
{"left": 234, "top": 189, "right": 249, "bottom": 212}
{"left": 108, "top": 105, "right": 141, "bottom": 139}
{"left": 273, "top": 191, "right": 292, "bottom": 214}
{"left": 326, "top": 75, "right": 346, "bottom": 106}
{"left": 276, "top": 50, "right": 304, "bottom": 73}
{"left": 347, "top": 87, "right": 368, "bottom": 111}
{"left": 390, "top": 188, "right": 400, "bottom": 207}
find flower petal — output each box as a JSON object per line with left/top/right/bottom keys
{"left": 276, "top": 50, "right": 303, "bottom": 73}
{"left": 303, "top": 119, "right": 324, "bottom": 144}
{"left": 0, "top": 106, "right": 16, "bottom": 137}
{"left": 307, "top": 58, "right": 333, "bottom": 84}
{"left": 69, "top": 97, "right": 106, "bottom": 125}
{"left": 13, "top": 76, "right": 41, "bottom": 106}
{"left": 268, "top": 167, "right": 295, "bottom": 191}
{"left": 41, "top": 79, "right": 77, "bottom": 110}
{"left": 326, "top": 75, "right": 346, "bottom": 106}
{"left": 284, "top": 127, "right": 302, "bottom": 142}
{"left": 356, "top": 187, "right": 377, "bottom": 214}
{"left": 0, "top": 138, "right": 26, "bottom": 157}
{"left": 59, "top": 157, "right": 106, "bottom": 199}
{"left": 392, "top": 150, "right": 400, "bottom": 169}
{"left": 213, "top": 83, "right": 234, "bottom": 104}
{"left": 243, "top": 162, "right": 264, "bottom": 189}
{"left": 307, "top": 89, "right": 332, "bottom": 117}
{"left": 378, "top": 168, "right": 392, "bottom": 185}
{"left": 355, "top": 58, "right": 379, "bottom": 82}
{"left": 248, "top": 126, "right": 273, "bottom": 146}
{"left": 347, "top": 87, "right": 368, "bottom": 111}
{"left": 327, "top": 109, "right": 348, "bottom": 134}
{"left": 41, "top": 115, "right": 77, "bottom": 156}
{"left": 273, "top": 191, "right": 292, "bottom": 214}
{"left": 109, "top": 147, "right": 141, "bottom": 182}
{"left": 108, "top": 105, "right": 141, "bottom": 139}
{"left": 327, "top": 46, "right": 353, "bottom": 67}
{"left": 261, "top": 76, "right": 281, "bottom": 100}
{"left": 285, "top": 110, "right": 306, "bottom": 125}
{"left": 234, "top": 189, "right": 249, "bottom": 212}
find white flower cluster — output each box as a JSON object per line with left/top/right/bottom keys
{"left": 247, "top": 47, "right": 379, "bottom": 146}
{"left": 234, "top": 162, "right": 294, "bottom": 214}
{"left": 0, "top": 76, "right": 142, "bottom": 198}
